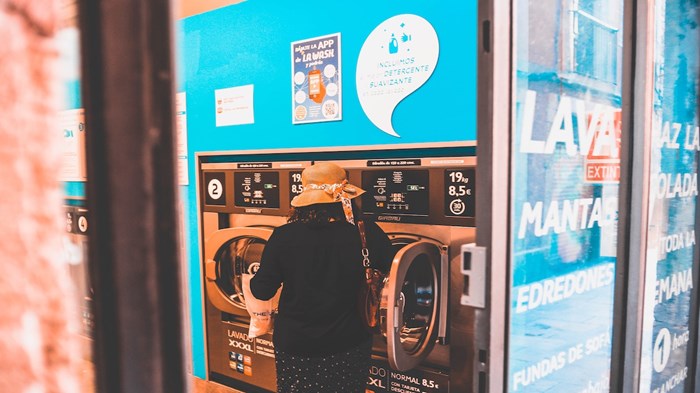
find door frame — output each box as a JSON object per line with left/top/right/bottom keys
{"left": 476, "top": 0, "right": 512, "bottom": 391}
{"left": 78, "top": 0, "right": 187, "bottom": 391}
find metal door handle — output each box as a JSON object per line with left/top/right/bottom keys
{"left": 460, "top": 244, "right": 486, "bottom": 308}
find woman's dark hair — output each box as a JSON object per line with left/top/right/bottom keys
{"left": 288, "top": 201, "right": 362, "bottom": 225}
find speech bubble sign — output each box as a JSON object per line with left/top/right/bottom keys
{"left": 356, "top": 14, "right": 439, "bottom": 138}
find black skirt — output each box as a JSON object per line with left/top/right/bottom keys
{"left": 274, "top": 339, "right": 372, "bottom": 393}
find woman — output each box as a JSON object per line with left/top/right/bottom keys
{"left": 250, "top": 162, "right": 392, "bottom": 393}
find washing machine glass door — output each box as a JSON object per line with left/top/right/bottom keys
{"left": 383, "top": 241, "right": 442, "bottom": 371}
{"left": 204, "top": 227, "right": 273, "bottom": 314}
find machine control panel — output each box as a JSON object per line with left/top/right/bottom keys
{"left": 199, "top": 157, "right": 475, "bottom": 225}
{"left": 362, "top": 169, "right": 429, "bottom": 217}
{"left": 340, "top": 157, "right": 476, "bottom": 226}
{"left": 200, "top": 160, "right": 311, "bottom": 216}
{"left": 64, "top": 206, "right": 89, "bottom": 235}
{"left": 233, "top": 171, "right": 280, "bottom": 208}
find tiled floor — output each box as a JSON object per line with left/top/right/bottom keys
{"left": 81, "top": 358, "right": 245, "bottom": 393}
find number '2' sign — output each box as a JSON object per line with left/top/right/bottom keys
{"left": 204, "top": 172, "right": 226, "bottom": 206}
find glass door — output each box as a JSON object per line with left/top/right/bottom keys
{"left": 507, "top": 0, "right": 625, "bottom": 391}
{"left": 636, "top": 2, "right": 700, "bottom": 391}
{"left": 204, "top": 227, "right": 272, "bottom": 315}
{"left": 383, "top": 241, "right": 445, "bottom": 371}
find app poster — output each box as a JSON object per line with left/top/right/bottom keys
{"left": 291, "top": 33, "right": 341, "bottom": 124}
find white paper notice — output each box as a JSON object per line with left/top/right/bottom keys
{"left": 215, "top": 84, "right": 255, "bottom": 127}
{"left": 176, "top": 92, "right": 189, "bottom": 185}
{"left": 59, "top": 108, "right": 87, "bottom": 181}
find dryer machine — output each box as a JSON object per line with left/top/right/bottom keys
{"left": 199, "top": 160, "right": 310, "bottom": 393}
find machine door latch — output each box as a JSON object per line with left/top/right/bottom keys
{"left": 460, "top": 244, "right": 486, "bottom": 308}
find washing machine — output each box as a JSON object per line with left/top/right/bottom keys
{"left": 331, "top": 157, "right": 479, "bottom": 393}
{"left": 63, "top": 205, "right": 94, "bottom": 360}
{"left": 199, "top": 160, "right": 310, "bottom": 393}
{"left": 198, "top": 155, "right": 480, "bottom": 393}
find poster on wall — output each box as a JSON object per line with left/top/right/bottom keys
{"left": 215, "top": 84, "right": 255, "bottom": 127}
{"left": 291, "top": 33, "right": 341, "bottom": 124}
{"left": 356, "top": 14, "right": 439, "bottom": 138}
{"left": 59, "top": 108, "right": 87, "bottom": 182}
{"left": 176, "top": 92, "right": 189, "bottom": 185}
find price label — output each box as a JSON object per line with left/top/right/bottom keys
{"left": 444, "top": 168, "right": 475, "bottom": 218}
{"left": 366, "top": 358, "right": 449, "bottom": 392}
{"left": 289, "top": 171, "right": 303, "bottom": 203}
{"left": 204, "top": 172, "right": 226, "bottom": 206}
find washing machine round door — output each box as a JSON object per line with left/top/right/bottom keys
{"left": 382, "top": 241, "right": 442, "bottom": 371}
{"left": 204, "top": 227, "right": 273, "bottom": 314}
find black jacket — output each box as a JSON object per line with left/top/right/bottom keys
{"left": 249, "top": 220, "right": 392, "bottom": 356}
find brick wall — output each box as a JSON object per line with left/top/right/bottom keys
{"left": 0, "top": 1, "right": 81, "bottom": 391}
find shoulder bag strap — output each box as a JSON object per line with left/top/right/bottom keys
{"left": 357, "top": 220, "right": 371, "bottom": 267}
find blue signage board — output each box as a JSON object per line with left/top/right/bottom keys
{"left": 507, "top": 0, "right": 624, "bottom": 391}
{"left": 638, "top": 2, "right": 700, "bottom": 392}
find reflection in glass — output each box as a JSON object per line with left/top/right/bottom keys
{"left": 572, "top": 0, "right": 620, "bottom": 83}
{"left": 638, "top": 2, "right": 699, "bottom": 392}
{"left": 58, "top": 1, "right": 95, "bottom": 391}
{"left": 215, "top": 237, "right": 266, "bottom": 308}
{"left": 65, "top": 231, "right": 93, "bottom": 337}
{"left": 508, "top": 0, "right": 623, "bottom": 391}
{"left": 398, "top": 254, "right": 435, "bottom": 354}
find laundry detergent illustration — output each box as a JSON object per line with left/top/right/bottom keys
{"left": 356, "top": 14, "right": 439, "bottom": 137}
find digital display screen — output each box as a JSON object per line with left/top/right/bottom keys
{"left": 361, "top": 169, "right": 429, "bottom": 216}
{"left": 234, "top": 171, "right": 280, "bottom": 208}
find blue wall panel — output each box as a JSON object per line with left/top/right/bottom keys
{"left": 179, "top": 0, "right": 478, "bottom": 378}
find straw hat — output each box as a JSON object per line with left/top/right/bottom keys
{"left": 290, "top": 162, "right": 365, "bottom": 207}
